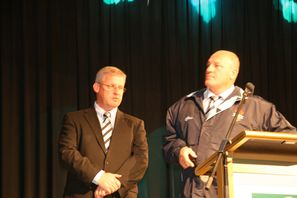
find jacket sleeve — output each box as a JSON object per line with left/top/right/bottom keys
{"left": 58, "top": 113, "right": 98, "bottom": 185}
{"left": 163, "top": 105, "right": 187, "bottom": 165}
{"left": 262, "top": 103, "right": 296, "bottom": 132}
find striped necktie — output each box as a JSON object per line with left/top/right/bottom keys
{"left": 102, "top": 112, "right": 113, "bottom": 150}
{"left": 205, "top": 96, "right": 220, "bottom": 119}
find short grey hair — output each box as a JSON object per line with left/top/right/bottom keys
{"left": 95, "top": 66, "right": 126, "bottom": 82}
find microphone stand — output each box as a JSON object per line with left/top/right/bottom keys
{"left": 205, "top": 83, "right": 254, "bottom": 198}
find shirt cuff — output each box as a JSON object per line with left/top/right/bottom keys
{"left": 92, "top": 170, "right": 105, "bottom": 185}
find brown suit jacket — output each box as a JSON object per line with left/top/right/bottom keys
{"left": 58, "top": 108, "right": 149, "bottom": 198}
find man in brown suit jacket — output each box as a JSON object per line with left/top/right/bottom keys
{"left": 59, "top": 66, "right": 149, "bottom": 198}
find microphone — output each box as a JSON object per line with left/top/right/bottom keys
{"left": 224, "top": 82, "right": 255, "bottom": 144}
{"left": 244, "top": 82, "right": 255, "bottom": 97}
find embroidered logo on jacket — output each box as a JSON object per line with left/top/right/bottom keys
{"left": 232, "top": 109, "right": 245, "bottom": 121}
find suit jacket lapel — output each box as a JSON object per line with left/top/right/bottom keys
{"left": 83, "top": 108, "right": 107, "bottom": 153}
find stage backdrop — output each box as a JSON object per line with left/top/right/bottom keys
{"left": 1, "top": 0, "right": 297, "bottom": 197}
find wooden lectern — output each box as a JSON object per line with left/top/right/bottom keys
{"left": 195, "top": 131, "right": 297, "bottom": 198}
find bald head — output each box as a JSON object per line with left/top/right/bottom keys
{"left": 204, "top": 50, "right": 240, "bottom": 94}
{"left": 211, "top": 50, "right": 240, "bottom": 73}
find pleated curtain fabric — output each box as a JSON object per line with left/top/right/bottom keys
{"left": 102, "top": 112, "right": 113, "bottom": 150}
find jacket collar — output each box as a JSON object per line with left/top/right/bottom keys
{"left": 186, "top": 86, "right": 244, "bottom": 120}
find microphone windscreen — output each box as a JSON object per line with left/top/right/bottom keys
{"left": 245, "top": 82, "right": 255, "bottom": 95}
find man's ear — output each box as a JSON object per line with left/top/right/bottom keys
{"left": 230, "top": 68, "right": 238, "bottom": 80}
{"left": 93, "top": 82, "right": 99, "bottom": 93}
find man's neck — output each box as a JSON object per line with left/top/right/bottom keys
{"left": 208, "top": 85, "right": 235, "bottom": 98}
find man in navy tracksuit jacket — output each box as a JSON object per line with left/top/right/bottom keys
{"left": 163, "top": 50, "right": 296, "bottom": 198}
